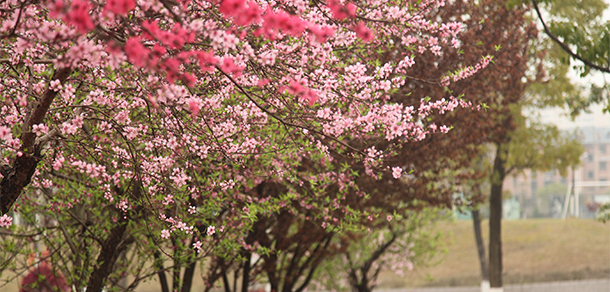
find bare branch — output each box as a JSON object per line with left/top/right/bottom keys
{"left": 34, "top": 128, "right": 60, "bottom": 148}
{"left": 0, "top": 59, "right": 54, "bottom": 64}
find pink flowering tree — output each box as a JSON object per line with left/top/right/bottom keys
{"left": 205, "top": 0, "right": 540, "bottom": 290}
{"left": 0, "top": 0, "right": 492, "bottom": 291}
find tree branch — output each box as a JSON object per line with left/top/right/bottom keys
{"left": 532, "top": 0, "right": 610, "bottom": 73}
{"left": 0, "top": 67, "right": 72, "bottom": 215}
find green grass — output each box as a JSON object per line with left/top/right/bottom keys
{"left": 377, "top": 218, "right": 610, "bottom": 288}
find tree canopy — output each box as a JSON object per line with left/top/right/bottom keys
{"left": 0, "top": 0, "right": 498, "bottom": 291}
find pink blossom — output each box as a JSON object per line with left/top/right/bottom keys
{"left": 60, "top": 122, "right": 78, "bottom": 135}
{"left": 387, "top": 215, "right": 392, "bottom": 222}
{"left": 49, "top": 79, "right": 62, "bottom": 92}
{"left": 114, "top": 110, "right": 131, "bottom": 124}
{"left": 0, "top": 126, "right": 12, "bottom": 141}
{"left": 206, "top": 225, "right": 215, "bottom": 236}
{"left": 187, "top": 97, "right": 202, "bottom": 118}
{"left": 63, "top": 0, "right": 95, "bottom": 34}
{"left": 195, "top": 51, "right": 218, "bottom": 72}
{"left": 48, "top": 0, "right": 64, "bottom": 19}
{"left": 308, "top": 25, "right": 334, "bottom": 43}
{"left": 219, "top": 0, "right": 246, "bottom": 17}
{"left": 193, "top": 240, "right": 203, "bottom": 253}
{"left": 53, "top": 155, "right": 65, "bottom": 171}
{"left": 32, "top": 124, "right": 49, "bottom": 136}
{"left": 105, "top": 0, "right": 136, "bottom": 15}
{"left": 451, "top": 38, "right": 460, "bottom": 48}
{"left": 116, "top": 199, "right": 129, "bottom": 212}
{"left": 391, "top": 166, "right": 402, "bottom": 179}
{"left": 353, "top": 22, "right": 374, "bottom": 42}
{"left": 257, "top": 78, "right": 270, "bottom": 86}
{"left": 124, "top": 37, "right": 149, "bottom": 68}
{"left": 302, "top": 90, "right": 319, "bottom": 106}
{"left": 327, "top": 0, "right": 357, "bottom": 20}
{"left": 161, "top": 229, "right": 170, "bottom": 239}
{"left": 234, "top": 2, "right": 262, "bottom": 26}
{"left": 0, "top": 215, "right": 12, "bottom": 228}
{"left": 287, "top": 80, "right": 306, "bottom": 95}
{"left": 220, "top": 57, "right": 244, "bottom": 77}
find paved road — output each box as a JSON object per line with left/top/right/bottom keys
{"left": 375, "top": 279, "right": 610, "bottom": 292}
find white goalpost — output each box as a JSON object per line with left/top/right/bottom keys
{"left": 562, "top": 180, "right": 610, "bottom": 219}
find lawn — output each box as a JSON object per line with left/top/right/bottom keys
{"left": 377, "top": 218, "right": 610, "bottom": 288}
{"left": 2, "top": 219, "right": 607, "bottom": 291}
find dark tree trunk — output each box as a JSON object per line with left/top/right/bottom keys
{"left": 171, "top": 237, "right": 181, "bottom": 292}
{"left": 489, "top": 143, "right": 507, "bottom": 289}
{"left": 85, "top": 221, "right": 128, "bottom": 292}
{"left": 222, "top": 269, "right": 232, "bottom": 292}
{"left": 180, "top": 236, "right": 198, "bottom": 292}
{"left": 154, "top": 251, "right": 170, "bottom": 292}
{"left": 241, "top": 252, "right": 251, "bottom": 292}
{"left": 352, "top": 282, "right": 370, "bottom": 292}
{"left": 472, "top": 208, "right": 489, "bottom": 281}
{"left": 0, "top": 68, "right": 72, "bottom": 215}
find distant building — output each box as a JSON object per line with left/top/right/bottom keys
{"left": 503, "top": 126, "right": 610, "bottom": 219}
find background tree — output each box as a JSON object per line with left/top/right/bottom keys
{"left": 530, "top": 0, "right": 610, "bottom": 113}
{"left": 311, "top": 208, "right": 446, "bottom": 292}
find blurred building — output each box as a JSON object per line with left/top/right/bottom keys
{"left": 503, "top": 126, "right": 610, "bottom": 219}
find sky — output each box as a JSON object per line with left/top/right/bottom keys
{"left": 536, "top": 104, "right": 607, "bottom": 130}
{"left": 534, "top": 69, "right": 609, "bottom": 130}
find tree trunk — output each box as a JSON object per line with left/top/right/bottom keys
{"left": 489, "top": 143, "right": 507, "bottom": 290}
{"left": 472, "top": 209, "right": 489, "bottom": 281}
{"left": 172, "top": 237, "right": 181, "bottom": 292}
{"left": 180, "top": 236, "right": 198, "bottom": 292}
{"left": 85, "top": 221, "right": 128, "bottom": 292}
{"left": 153, "top": 251, "right": 170, "bottom": 292}
{"left": 0, "top": 68, "right": 72, "bottom": 215}
{"left": 241, "top": 252, "right": 251, "bottom": 292}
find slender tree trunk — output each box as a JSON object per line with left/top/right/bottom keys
{"left": 472, "top": 209, "right": 489, "bottom": 281}
{"left": 472, "top": 208, "right": 490, "bottom": 292}
{"left": 180, "top": 261, "right": 196, "bottom": 292}
{"left": 241, "top": 252, "right": 251, "bottom": 292}
{"left": 222, "top": 269, "right": 232, "bottom": 292}
{"left": 85, "top": 221, "right": 128, "bottom": 292}
{"left": 489, "top": 143, "right": 507, "bottom": 290}
{"left": 180, "top": 236, "right": 198, "bottom": 292}
{"left": 171, "top": 237, "right": 181, "bottom": 292}
{"left": 154, "top": 251, "right": 170, "bottom": 292}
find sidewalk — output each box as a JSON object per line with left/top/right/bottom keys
{"left": 376, "top": 279, "right": 610, "bottom": 292}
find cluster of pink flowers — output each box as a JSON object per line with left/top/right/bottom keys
{"left": 0, "top": 214, "right": 12, "bottom": 228}
{"left": 442, "top": 55, "right": 494, "bottom": 86}
{"left": 104, "top": 0, "right": 135, "bottom": 15}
